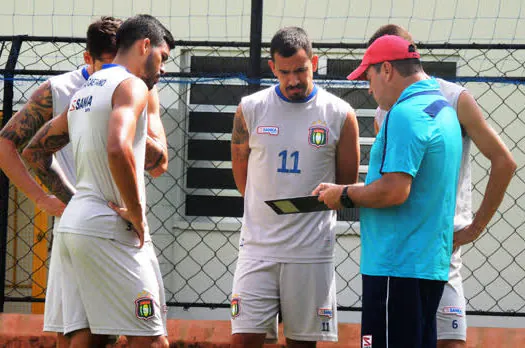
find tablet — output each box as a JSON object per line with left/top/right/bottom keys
{"left": 265, "top": 195, "right": 331, "bottom": 215}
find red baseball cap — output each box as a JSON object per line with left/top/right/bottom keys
{"left": 346, "top": 35, "right": 420, "bottom": 80}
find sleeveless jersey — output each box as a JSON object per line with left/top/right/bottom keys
{"left": 374, "top": 78, "right": 472, "bottom": 231}
{"left": 239, "top": 85, "right": 353, "bottom": 263}
{"left": 57, "top": 65, "right": 149, "bottom": 247}
{"left": 48, "top": 67, "right": 90, "bottom": 186}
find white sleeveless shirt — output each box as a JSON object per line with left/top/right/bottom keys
{"left": 57, "top": 65, "right": 149, "bottom": 247}
{"left": 49, "top": 67, "right": 90, "bottom": 186}
{"left": 239, "top": 85, "right": 353, "bottom": 263}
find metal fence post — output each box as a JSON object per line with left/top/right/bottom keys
{"left": 0, "top": 35, "right": 24, "bottom": 312}
{"left": 249, "top": 0, "right": 263, "bottom": 80}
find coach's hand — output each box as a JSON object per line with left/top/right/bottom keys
{"left": 313, "top": 182, "right": 344, "bottom": 210}
{"left": 35, "top": 194, "right": 66, "bottom": 217}
{"left": 108, "top": 201, "right": 146, "bottom": 248}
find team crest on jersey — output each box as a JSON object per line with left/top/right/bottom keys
{"left": 257, "top": 126, "right": 279, "bottom": 135}
{"left": 308, "top": 122, "right": 328, "bottom": 148}
{"left": 362, "top": 335, "right": 372, "bottom": 347}
{"left": 231, "top": 295, "right": 240, "bottom": 318}
{"left": 135, "top": 291, "right": 155, "bottom": 320}
{"left": 69, "top": 95, "right": 93, "bottom": 112}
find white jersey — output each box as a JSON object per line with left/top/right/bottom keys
{"left": 48, "top": 67, "right": 90, "bottom": 186}
{"left": 57, "top": 65, "right": 149, "bottom": 247}
{"left": 374, "top": 78, "right": 472, "bottom": 231}
{"left": 240, "top": 85, "right": 352, "bottom": 263}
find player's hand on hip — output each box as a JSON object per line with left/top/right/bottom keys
{"left": 108, "top": 201, "right": 146, "bottom": 248}
{"left": 453, "top": 223, "right": 484, "bottom": 250}
{"left": 35, "top": 194, "right": 66, "bottom": 217}
{"left": 312, "top": 183, "right": 344, "bottom": 210}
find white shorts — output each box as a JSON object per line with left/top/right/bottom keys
{"left": 437, "top": 247, "right": 467, "bottom": 341}
{"left": 57, "top": 232, "right": 167, "bottom": 336}
{"left": 43, "top": 220, "right": 69, "bottom": 333}
{"left": 231, "top": 259, "right": 337, "bottom": 342}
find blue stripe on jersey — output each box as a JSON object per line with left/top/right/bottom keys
{"left": 81, "top": 67, "right": 89, "bottom": 80}
{"left": 102, "top": 63, "right": 123, "bottom": 70}
{"left": 275, "top": 84, "right": 318, "bottom": 103}
{"left": 423, "top": 99, "right": 451, "bottom": 118}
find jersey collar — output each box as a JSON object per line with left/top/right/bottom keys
{"left": 275, "top": 84, "right": 318, "bottom": 103}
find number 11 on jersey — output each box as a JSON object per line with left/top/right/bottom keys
{"left": 277, "top": 150, "right": 301, "bottom": 173}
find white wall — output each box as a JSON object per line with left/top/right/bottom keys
{"left": 1, "top": 0, "right": 525, "bottom": 43}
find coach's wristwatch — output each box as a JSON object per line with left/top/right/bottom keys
{"left": 340, "top": 185, "right": 354, "bottom": 208}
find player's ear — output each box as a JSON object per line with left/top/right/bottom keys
{"left": 383, "top": 61, "right": 394, "bottom": 81}
{"left": 311, "top": 55, "right": 319, "bottom": 73}
{"left": 268, "top": 59, "right": 276, "bottom": 76}
{"left": 83, "top": 51, "right": 93, "bottom": 65}
{"left": 138, "top": 38, "right": 151, "bottom": 56}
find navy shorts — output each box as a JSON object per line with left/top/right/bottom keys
{"left": 361, "top": 275, "right": 446, "bottom": 348}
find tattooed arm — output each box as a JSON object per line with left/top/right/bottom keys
{"left": 231, "top": 105, "right": 250, "bottom": 196}
{"left": 22, "top": 110, "right": 75, "bottom": 205}
{"left": 0, "top": 81, "right": 66, "bottom": 215}
{"left": 145, "top": 86, "right": 168, "bottom": 177}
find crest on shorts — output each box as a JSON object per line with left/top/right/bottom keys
{"left": 308, "top": 122, "right": 328, "bottom": 148}
{"left": 135, "top": 295, "right": 155, "bottom": 320}
{"left": 231, "top": 295, "right": 240, "bottom": 318}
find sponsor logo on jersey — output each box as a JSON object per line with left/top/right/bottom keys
{"left": 317, "top": 307, "right": 333, "bottom": 318}
{"left": 362, "top": 335, "right": 372, "bottom": 347}
{"left": 257, "top": 126, "right": 279, "bottom": 135}
{"left": 69, "top": 95, "right": 93, "bottom": 112}
{"left": 135, "top": 295, "right": 155, "bottom": 320}
{"left": 442, "top": 306, "right": 464, "bottom": 316}
{"left": 308, "top": 126, "right": 328, "bottom": 148}
{"left": 231, "top": 295, "right": 240, "bottom": 318}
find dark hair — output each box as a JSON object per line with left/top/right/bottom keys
{"left": 270, "top": 26, "right": 312, "bottom": 60}
{"left": 116, "top": 14, "right": 176, "bottom": 52}
{"left": 371, "top": 58, "right": 423, "bottom": 77}
{"left": 86, "top": 16, "right": 122, "bottom": 60}
{"left": 367, "top": 24, "right": 415, "bottom": 47}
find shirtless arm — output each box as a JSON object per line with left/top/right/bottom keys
{"left": 0, "top": 81, "right": 67, "bottom": 215}
{"left": 231, "top": 105, "right": 250, "bottom": 197}
{"left": 144, "top": 86, "right": 168, "bottom": 177}
{"left": 453, "top": 91, "right": 517, "bottom": 248}
{"left": 21, "top": 110, "right": 75, "bottom": 206}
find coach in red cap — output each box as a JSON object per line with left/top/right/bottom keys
{"left": 313, "top": 34, "right": 464, "bottom": 347}
{"left": 346, "top": 34, "right": 420, "bottom": 81}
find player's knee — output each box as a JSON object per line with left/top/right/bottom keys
{"left": 437, "top": 339, "right": 466, "bottom": 348}
{"left": 127, "top": 335, "right": 168, "bottom": 348}
{"left": 286, "top": 338, "right": 317, "bottom": 348}
{"left": 231, "top": 333, "right": 266, "bottom": 348}
{"left": 56, "top": 332, "right": 70, "bottom": 348}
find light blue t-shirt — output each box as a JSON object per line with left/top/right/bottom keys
{"left": 360, "top": 78, "right": 463, "bottom": 281}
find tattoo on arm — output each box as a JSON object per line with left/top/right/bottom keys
{"left": 231, "top": 110, "right": 249, "bottom": 145}
{"left": 0, "top": 82, "right": 53, "bottom": 151}
{"left": 23, "top": 122, "right": 74, "bottom": 204}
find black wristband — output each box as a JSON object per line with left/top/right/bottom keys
{"left": 340, "top": 186, "right": 354, "bottom": 208}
